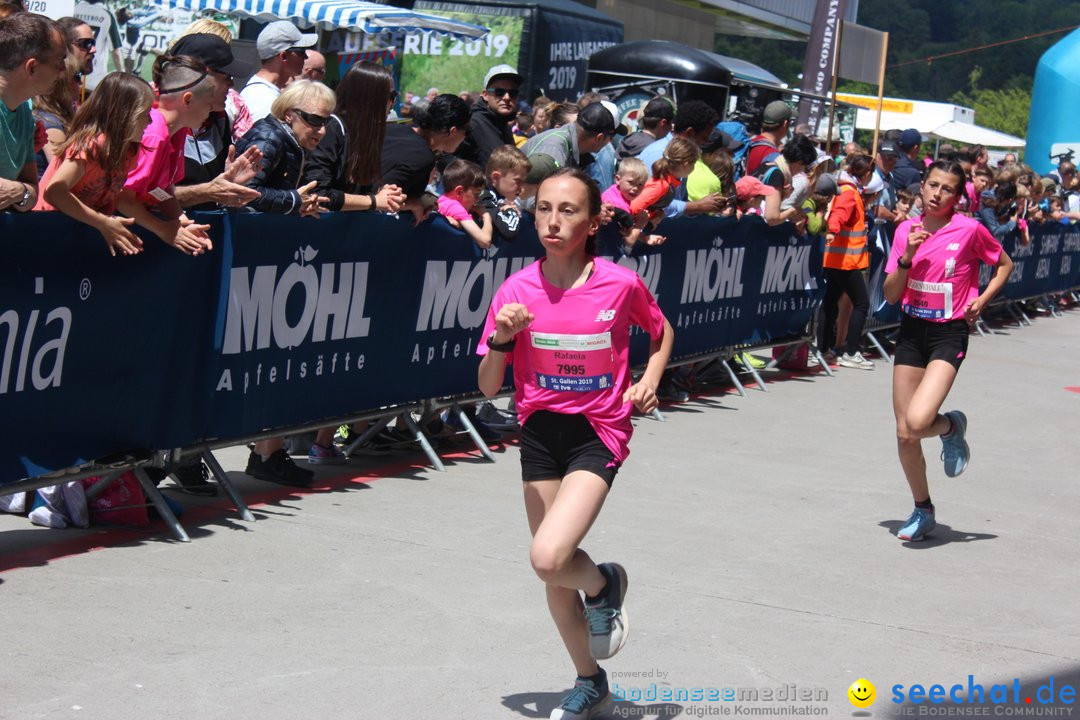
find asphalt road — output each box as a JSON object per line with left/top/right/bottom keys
{"left": 2, "top": 310, "right": 1078, "bottom": 720}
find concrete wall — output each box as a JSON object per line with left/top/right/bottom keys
{"left": 594, "top": 0, "right": 719, "bottom": 51}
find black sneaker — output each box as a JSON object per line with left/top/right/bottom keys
{"left": 476, "top": 401, "right": 519, "bottom": 431}
{"left": 172, "top": 459, "right": 217, "bottom": 497}
{"left": 245, "top": 449, "right": 314, "bottom": 487}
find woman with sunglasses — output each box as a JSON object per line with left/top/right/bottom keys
{"left": 235, "top": 79, "right": 333, "bottom": 216}
{"left": 303, "top": 61, "right": 404, "bottom": 215}
{"left": 455, "top": 64, "right": 522, "bottom": 168}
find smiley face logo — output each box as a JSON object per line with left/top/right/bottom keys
{"left": 848, "top": 678, "right": 876, "bottom": 709}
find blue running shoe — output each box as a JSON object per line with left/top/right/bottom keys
{"left": 308, "top": 443, "right": 347, "bottom": 466}
{"left": 550, "top": 670, "right": 611, "bottom": 720}
{"left": 940, "top": 410, "right": 969, "bottom": 478}
{"left": 897, "top": 507, "right": 936, "bottom": 542}
{"left": 584, "top": 563, "right": 629, "bottom": 660}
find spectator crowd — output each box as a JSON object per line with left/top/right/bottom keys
{"left": 0, "top": 7, "right": 1068, "bottom": 525}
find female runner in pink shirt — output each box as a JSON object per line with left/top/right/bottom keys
{"left": 883, "top": 160, "right": 1013, "bottom": 542}
{"left": 478, "top": 168, "right": 674, "bottom": 720}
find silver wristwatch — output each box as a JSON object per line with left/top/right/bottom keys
{"left": 16, "top": 184, "right": 32, "bottom": 209}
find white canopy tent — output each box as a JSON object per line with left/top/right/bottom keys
{"left": 147, "top": 0, "right": 489, "bottom": 38}
{"left": 837, "top": 92, "right": 1024, "bottom": 148}
{"left": 928, "top": 120, "right": 1024, "bottom": 148}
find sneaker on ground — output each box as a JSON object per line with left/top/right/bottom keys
{"left": 584, "top": 563, "right": 629, "bottom": 660}
{"left": 335, "top": 426, "right": 394, "bottom": 454}
{"left": 550, "top": 670, "right": 611, "bottom": 720}
{"left": 737, "top": 351, "right": 767, "bottom": 370}
{"left": 940, "top": 410, "right": 969, "bottom": 477}
{"left": 332, "top": 425, "right": 352, "bottom": 447}
{"left": 476, "top": 400, "right": 519, "bottom": 430}
{"left": 308, "top": 443, "right": 347, "bottom": 465}
{"left": 171, "top": 459, "right": 217, "bottom": 497}
{"left": 838, "top": 351, "right": 875, "bottom": 370}
{"left": 897, "top": 507, "right": 936, "bottom": 541}
{"left": 245, "top": 449, "right": 314, "bottom": 487}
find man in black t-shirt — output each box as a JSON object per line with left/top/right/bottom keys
{"left": 380, "top": 121, "right": 438, "bottom": 199}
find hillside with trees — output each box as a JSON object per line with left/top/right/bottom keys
{"left": 714, "top": 0, "right": 1079, "bottom": 137}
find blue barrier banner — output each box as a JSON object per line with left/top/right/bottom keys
{"left": 0, "top": 212, "right": 225, "bottom": 482}
{"left": 3, "top": 210, "right": 823, "bottom": 485}
{"left": 631, "top": 216, "right": 826, "bottom": 359}
{"left": 205, "top": 212, "right": 541, "bottom": 439}
{"left": 992, "top": 223, "right": 1080, "bottom": 300}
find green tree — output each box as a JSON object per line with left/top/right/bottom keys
{"left": 950, "top": 67, "right": 1031, "bottom": 138}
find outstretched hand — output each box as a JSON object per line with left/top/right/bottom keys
{"left": 223, "top": 145, "right": 263, "bottom": 186}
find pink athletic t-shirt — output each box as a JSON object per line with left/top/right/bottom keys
{"left": 437, "top": 193, "right": 473, "bottom": 223}
{"left": 601, "top": 183, "right": 631, "bottom": 213}
{"left": 123, "top": 108, "right": 188, "bottom": 205}
{"left": 886, "top": 213, "right": 1002, "bottom": 322}
{"left": 478, "top": 257, "right": 666, "bottom": 463}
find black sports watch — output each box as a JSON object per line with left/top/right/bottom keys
{"left": 897, "top": 257, "right": 913, "bottom": 269}
{"left": 486, "top": 331, "right": 516, "bottom": 352}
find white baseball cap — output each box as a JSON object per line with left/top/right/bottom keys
{"left": 483, "top": 64, "right": 522, "bottom": 88}
{"left": 862, "top": 173, "right": 885, "bottom": 195}
{"left": 257, "top": 21, "right": 318, "bottom": 61}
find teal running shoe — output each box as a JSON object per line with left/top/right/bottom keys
{"left": 897, "top": 507, "right": 937, "bottom": 542}
{"left": 584, "top": 563, "right": 629, "bottom": 660}
{"left": 940, "top": 410, "right": 969, "bottom": 477}
{"left": 550, "top": 670, "right": 611, "bottom": 720}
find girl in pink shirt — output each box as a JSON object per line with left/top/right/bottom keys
{"left": 882, "top": 160, "right": 1013, "bottom": 542}
{"left": 477, "top": 168, "right": 673, "bottom": 719}
{"left": 37, "top": 72, "right": 155, "bottom": 256}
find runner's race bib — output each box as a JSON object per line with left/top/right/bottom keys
{"left": 530, "top": 331, "right": 614, "bottom": 392}
{"left": 904, "top": 279, "right": 953, "bottom": 320}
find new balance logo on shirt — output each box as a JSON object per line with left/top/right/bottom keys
{"left": 595, "top": 310, "right": 616, "bottom": 321}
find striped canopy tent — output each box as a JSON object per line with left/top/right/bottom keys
{"left": 148, "top": 0, "right": 489, "bottom": 38}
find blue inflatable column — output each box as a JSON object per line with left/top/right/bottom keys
{"left": 1027, "top": 27, "right": 1080, "bottom": 175}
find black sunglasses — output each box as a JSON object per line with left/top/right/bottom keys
{"left": 292, "top": 108, "right": 331, "bottom": 128}
{"left": 486, "top": 87, "right": 519, "bottom": 99}
{"left": 72, "top": 38, "right": 96, "bottom": 51}
{"left": 286, "top": 47, "right": 308, "bottom": 58}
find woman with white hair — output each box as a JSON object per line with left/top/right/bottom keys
{"left": 235, "top": 79, "right": 333, "bottom": 215}
{"left": 234, "top": 80, "right": 337, "bottom": 487}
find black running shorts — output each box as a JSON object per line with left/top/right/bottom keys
{"left": 894, "top": 314, "right": 970, "bottom": 370}
{"left": 519, "top": 410, "right": 620, "bottom": 486}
